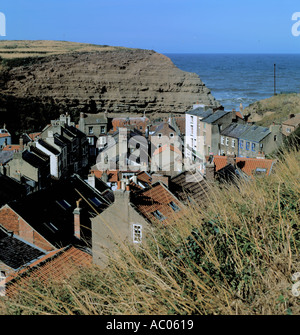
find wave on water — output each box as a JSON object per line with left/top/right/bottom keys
{"left": 166, "top": 53, "right": 300, "bottom": 111}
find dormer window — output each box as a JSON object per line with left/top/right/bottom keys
{"left": 169, "top": 201, "right": 180, "bottom": 212}
{"left": 152, "top": 210, "right": 166, "bottom": 221}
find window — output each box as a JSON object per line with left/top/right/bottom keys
{"left": 190, "top": 116, "right": 194, "bottom": 124}
{"left": 100, "top": 126, "right": 106, "bottom": 134}
{"left": 286, "top": 127, "right": 291, "bottom": 133}
{"left": 254, "top": 168, "right": 267, "bottom": 176}
{"left": 158, "top": 133, "right": 162, "bottom": 138}
{"left": 225, "top": 137, "right": 229, "bottom": 146}
{"left": 221, "top": 136, "right": 224, "bottom": 145}
{"left": 239, "top": 140, "right": 243, "bottom": 149}
{"left": 57, "top": 199, "right": 72, "bottom": 210}
{"left": 89, "top": 197, "right": 102, "bottom": 207}
{"left": 133, "top": 224, "right": 142, "bottom": 243}
{"left": 152, "top": 210, "right": 166, "bottom": 221}
{"left": 231, "top": 139, "right": 235, "bottom": 148}
{"left": 203, "top": 122, "right": 206, "bottom": 129}
{"left": 274, "top": 135, "right": 277, "bottom": 141}
{"left": 169, "top": 201, "right": 180, "bottom": 212}
{"left": 88, "top": 126, "right": 94, "bottom": 135}
{"left": 43, "top": 222, "right": 58, "bottom": 234}
{"left": 246, "top": 142, "right": 250, "bottom": 151}
{"left": 170, "top": 133, "right": 174, "bottom": 138}
{"left": 251, "top": 143, "right": 256, "bottom": 151}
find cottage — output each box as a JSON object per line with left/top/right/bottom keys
{"left": 281, "top": 113, "right": 300, "bottom": 136}
{"left": 92, "top": 180, "right": 186, "bottom": 267}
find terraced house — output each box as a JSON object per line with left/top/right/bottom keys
{"left": 238, "top": 124, "right": 282, "bottom": 158}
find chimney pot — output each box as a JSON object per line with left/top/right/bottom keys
{"left": 73, "top": 199, "right": 82, "bottom": 239}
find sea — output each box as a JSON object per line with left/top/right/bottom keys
{"left": 165, "top": 53, "right": 300, "bottom": 111}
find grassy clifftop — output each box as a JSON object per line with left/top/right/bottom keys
{"left": 1, "top": 144, "right": 299, "bottom": 315}
{"left": 0, "top": 40, "right": 127, "bottom": 60}
{"left": 244, "top": 93, "right": 300, "bottom": 126}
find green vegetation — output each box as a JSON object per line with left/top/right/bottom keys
{"left": 1, "top": 142, "right": 299, "bottom": 315}
{"left": 244, "top": 93, "right": 300, "bottom": 126}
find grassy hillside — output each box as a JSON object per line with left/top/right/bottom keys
{"left": 1, "top": 143, "right": 299, "bottom": 315}
{"left": 0, "top": 40, "right": 126, "bottom": 60}
{"left": 244, "top": 93, "right": 300, "bottom": 126}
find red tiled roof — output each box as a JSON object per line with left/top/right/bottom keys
{"left": 0, "top": 133, "right": 11, "bottom": 138}
{"left": 3, "top": 246, "right": 92, "bottom": 297}
{"left": 153, "top": 144, "right": 182, "bottom": 156}
{"left": 209, "top": 155, "right": 228, "bottom": 171}
{"left": 235, "top": 157, "right": 275, "bottom": 177}
{"left": 133, "top": 182, "right": 185, "bottom": 224}
{"left": 136, "top": 171, "right": 152, "bottom": 185}
{"left": 28, "top": 132, "right": 41, "bottom": 141}
{"left": 2, "top": 145, "right": 21, "bottom": 152}
{"left": 112, "top": 117, "right": 150, "bottom": 132}
{"left": 91, "top": 169, "right": 119, "bottom": 182}
{"left": 235, "top": 111, "right": 244, "bottom": 119}
{"left": 207, "top": 155, "right": 275, "bottom": 177}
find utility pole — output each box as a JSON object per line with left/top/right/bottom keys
{"left": 274, "top": 63, "right": 277, "bottom": 96}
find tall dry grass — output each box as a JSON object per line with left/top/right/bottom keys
{"left": 1, "top": 147, "right": 299, "bottom": 315}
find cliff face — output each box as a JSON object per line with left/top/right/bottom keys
{"left": 1, "top": 49, "right": 220, "bottom": 115}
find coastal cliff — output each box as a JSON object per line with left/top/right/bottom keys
{"left": 0, "top": 42, "right": 221, "bottom": 134}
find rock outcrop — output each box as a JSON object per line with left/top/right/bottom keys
{"left": 1, "top": 49, "right": 220, "bottom": 116}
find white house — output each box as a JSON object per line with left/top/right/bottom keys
{"left": 36, "top": 139, "right": 62, "bottom": 179}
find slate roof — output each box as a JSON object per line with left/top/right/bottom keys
{"left": 0, "top": 226, "right": 45, "bottom": 272}
{"left": 169, "top": 170, "right": 210, "bottom": 206}
{"left": 186, "top": 106, "right": 214, "bottom": 118}
{"left": 6, "top": 174, "right": 113, "bottom": 249}
{"left": 221, "top": 123, "right": 252, "bottom": 138}
{"left": 82, "top": 113, "right": 108, "bottom": 125}
{"left": 64, "top": 124, "right": 86, "bottom": 139}
{"left": 152, "top": 122, "right": 177, "bottom": 135}
{"left": 202, "top": 110, "right": 231, "bottom": 124}
{"left": 239, "top": 125, "right": 271, "bottom": 142}
{"left": 3, "top": 245, "right": 92, "bottom": 297}
{"left": 22, "top": 149, "right": 49, "bottom": 169}
{"left": 38, "top": 139, "right": 60, "bottom": 155}
{"left": 0, "top": 151, "right": 13, "bottom": 164}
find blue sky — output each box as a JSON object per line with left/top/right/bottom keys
{"left": 0, "top": 0, "right": 300, "bottom": 53}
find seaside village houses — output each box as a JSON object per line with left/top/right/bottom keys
{"left": 0, "top": 101, "right": 294, "bottom": 296}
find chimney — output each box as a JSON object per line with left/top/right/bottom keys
{"left": 227, "top": 154, "right": 236, "bottom": 167}
{"left": 205, "top": 162, "right": 216, "bottom": 182}
{"left": 73, "top": 199, "right": 82, "bottom": 239}
{"left": 257, "top": 152, "right": 265, "bottom": 159}
{"left": 19, "top": 136, "right": 24, "bottom": 152}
